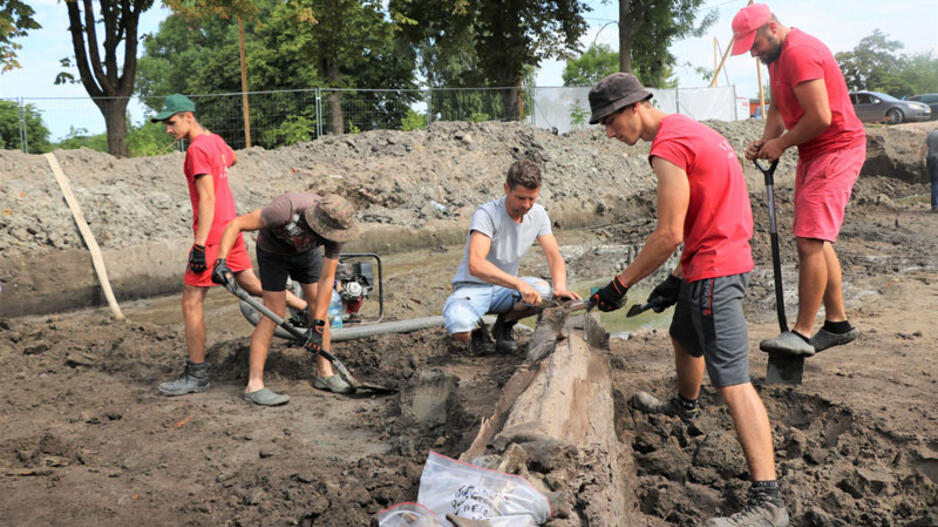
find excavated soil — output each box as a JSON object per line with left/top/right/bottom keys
{"left": 1, "top": 120, "right": 937, "bottom": 526}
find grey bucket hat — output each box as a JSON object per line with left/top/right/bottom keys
{"left": 303, "top": 194, "right": 360, "bottom": 243}
{"left": 588, "top": 72, "right": 653, "bottom": 124}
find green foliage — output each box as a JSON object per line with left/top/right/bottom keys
{"left": 836, "top": 30, "right": 909, "bottom": 94}
{"left": 52, "top": 120, "right": 175, "bottom": 157}
{"left": 0, "top": 0, "right": 40, "bottom": 72}
{"left": 138, "top": 0, "right": 415, "bottom": 144}
{"left": 563, "top": 44, "right": 619, "bottom": 87}
{"left": 468, "top": 111, "right": 491, "bottom": 123}
{"left": 0, "top": 100, "right": 51, "bottom": 153}
{"left": 392, "top": 0, "right": 589, "bottom": 120}
{"left": 346, "top": 120, "right": 361, "bottom": 134}
{"left": 836, "top": 30, "right": 938, "bottom": 97}
{"left": 401, "top": 108, "right": 427, "bottom": 131}
{"left": 569, "top": 99, "right": 589, "bottom": 127}
{"left": 620, "top": 0, "right": 716, "bottom": 88}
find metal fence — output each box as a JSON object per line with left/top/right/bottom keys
{"left": 2, "top": 85, "right": 742, "bottom": 154}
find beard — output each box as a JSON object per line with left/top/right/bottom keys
{"left": 759, "top": 35, "right": 783, "bottom": 64}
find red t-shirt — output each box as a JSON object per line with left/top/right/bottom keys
{"left": 649, "top": 114, "right": 754, "bottom": 282}
{"left": 768, "top": 28, "right": 865, "bottom": 160}
{"left": 183, "top": 133, "right": 238, "bottom": 245}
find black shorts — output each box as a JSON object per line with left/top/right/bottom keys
{"left": 256, "top": 247, "right": 323, "bottom": 292}
{"left": 669, "top": 273, "right": 751, "bottom": 388}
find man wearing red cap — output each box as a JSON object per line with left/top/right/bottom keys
{"left": 731, "top": 4, "right": 865, "bottom": 357}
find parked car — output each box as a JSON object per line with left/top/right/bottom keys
{"left": 849, "top": 91, "right": 931, "bottom": 124}
{"left": 906, "top": 93, "right": 938, "bottom": 120}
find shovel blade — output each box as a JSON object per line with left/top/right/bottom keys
{"left": 766, "top": 352, "right": 804, "bottom": 384}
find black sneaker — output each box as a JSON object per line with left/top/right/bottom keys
{"left": 158, "top": 360, "right": 210, "bottom": 396}
{"left": 470, "top": 324, "right": 495, "bottom": 355}
{"left": 703, "top": 492, "right": 789, "bottom": 527}
{"left": 631, "top": 391, "right": 701, "bottom": 421}
{"left": 491, "top": 313, "right": 519, "bottom": 354}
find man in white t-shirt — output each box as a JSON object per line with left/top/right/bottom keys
{"left": 443, "top": 159, "right": 581, "bottom": 354}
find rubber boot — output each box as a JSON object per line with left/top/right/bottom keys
{"left": 158, "top": 360, "right": 211, "bottom": 396}
{"left": 492, "top": 313, "right": 518, "bottom": 354}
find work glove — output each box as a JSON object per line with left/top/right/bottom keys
{"left": 188, "top": 243, "right": 207, "bottom": 273}
{"left": 588, "top": 275, "right": 629, "bottom": 312}
{"left": 648, "top": 274, "right": 682, "bottom": 313}
{"left": 211, "top": 258, "right": 236, "bottom": 293}
{"left": 305, "top": 319, "right": 327, "bottom": 354}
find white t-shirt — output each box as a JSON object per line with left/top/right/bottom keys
{"left": 450, "top": 197, "right": 552, "bottom": 287}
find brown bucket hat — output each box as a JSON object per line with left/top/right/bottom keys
{"left": 303, "top": 194, "right": 360, "bottom": 243}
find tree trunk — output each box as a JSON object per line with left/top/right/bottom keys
{"left": 96, "top": 92, "right": 130, "bottom": 158}
{"left": 619, "top": 0, "right": 634, "bottom": 72}
{"left": 325, "top": 58, "right": 344, "bottom": 135}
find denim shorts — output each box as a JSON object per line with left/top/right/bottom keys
{"left": 443, "top": 277, "right": 552, "bottom": 334}
{"left": 669, "top": 273, "right": 751, "bottom": 388}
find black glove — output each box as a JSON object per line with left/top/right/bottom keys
{"left": 188, "top": 243, "right": 207, "bottom": 273}
{"left": 588, "top": 275, "right": 629, "bottom": 312}
{"left": 211, "top": 258, "right": 232, "bottom": 286}
{"left": 648, "top": 274, "right": 682, "bottom": 313}
{"left": 305, "top": 319, "right": 327, "bottom": 354}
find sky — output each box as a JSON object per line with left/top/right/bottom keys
{"left": 1, "top": 0, "right": 936, "bottom": 141}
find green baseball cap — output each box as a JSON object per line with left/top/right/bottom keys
{"left": 150, "top": 93, "right": 196, "bottom": 122}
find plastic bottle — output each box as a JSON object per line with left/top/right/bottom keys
{"left": 328, "top": 289, "right": 343, "bottom": 328}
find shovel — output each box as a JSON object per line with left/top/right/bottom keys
{"left": 626, "top": 297, "right": 669, "bottom": 317}
{"left": 755, "top": 159, "right": 803, "bottom": 385}
{"left": 226, "top": 283, "right": 396, "bottom": 394}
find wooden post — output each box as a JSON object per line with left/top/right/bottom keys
{"left": 238, "top": 17, "right": 251, "bottom": 148}
{"left": 713, "top": 37, "right": 719, "bottom": 86}
{"left": 757, "top": 60, "right": 767, "bottom": 119}
{"left": 45, "top": 153, "right": 124, "bottom": 320}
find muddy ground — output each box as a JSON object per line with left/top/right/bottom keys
{"left": 1, "top": 120, "right": 937, "bottom": 526}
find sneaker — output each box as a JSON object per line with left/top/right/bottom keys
{"left": 703, "top": 493, "right": 789, "bottom": 527}
{"left": 810, "top": 327, "right": 860, "bottom": 352}
{"left": 491, "top": 313, "right": 519, "bottom": 354}
{"left": 630, "top": 391, "right": 701, "bottom": 421}
{"left": 470, "top": 324, "right": 495, "bottom": 355}
{"left": 158, "top": 361, "right": 210, "bottom": 396}
{"left": 312, "top": 374, "right": 354, "bottom": 394}
{"left": 759, "top": 331, "right": 815, "bottom": 357}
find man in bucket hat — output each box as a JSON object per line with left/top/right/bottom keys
{"left": 732, "top": 4, "right": 865, "bottom": 356}
{"left": 212, "top": 193, "right": 360, "bottom": 405}
{"left": 587, "top": 72, "right": 788, "bottom": 527}
{"left": 152, "top": 94, "right": 307, "bottom": 398}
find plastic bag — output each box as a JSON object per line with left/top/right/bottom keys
{"left": 416, "top": 451, "right": 551, "bottom": 527}
{"left": 378, "top": 502, "right": 451, "bottom": 527}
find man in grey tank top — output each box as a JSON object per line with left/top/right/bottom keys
{"left": 443, "top": 160, "right": 581, "bottom": 354}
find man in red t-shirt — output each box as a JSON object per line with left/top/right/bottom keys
{"left": 587, "top": 73, "right": 788, "bottom": 527}
{"left": 732, "top": 4, "right": 865, "bottom": 357}
{"left": 150, "top": 94, "right": 306, "bottom": 397}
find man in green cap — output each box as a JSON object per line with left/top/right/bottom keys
{"left": 151, "top": 94, "right": 305, "bottom": 397}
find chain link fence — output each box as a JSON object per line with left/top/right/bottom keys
{"left": 2, "top": 85, "right": 742, "bottom": 154}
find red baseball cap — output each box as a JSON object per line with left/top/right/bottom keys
{"left": 731, "top": 4, "right": 771, "bottom": 56}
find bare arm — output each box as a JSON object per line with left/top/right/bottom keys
{"left": 467, "top": 231, "right": 540, "bottom": 305}
{"left": 615, "top": 157, "right": 689, "bottom": 287}
{"left": 218, "top": 208, "right": 264, "bottom": 259}
{"left": 758, "top": 78, "right": 832, "bottom": 160}
{"left": 537, "top": 233, "right": 581, "bottom": 300}
{"left": 314, "top": 257, "right": 338, "bottom": 323}
{"left": 193, "top": 174, "right": 215, "bottom": 245}
{"left": 921, "top": 140, "right": 928, "bottom": 161}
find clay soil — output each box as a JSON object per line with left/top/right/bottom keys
{"left": 1, "top": 121, "right": 937, "bottom": 526}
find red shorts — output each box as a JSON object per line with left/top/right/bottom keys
{"left": 184, "top": 234, "right": 252, "bottom": 287}
{"left": 793, "top": 140, "right": 866, "bottom": 242}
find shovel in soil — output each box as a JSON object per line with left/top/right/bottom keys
{"left": 227, "top": 284, "right": 396, "bottom": 395}
{"left": 755, "top": 159, "right": 803, "bottom": 385}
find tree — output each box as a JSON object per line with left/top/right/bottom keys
{"left": 836, "top": 30, "right": 911, "bottom": 95}
{"left": 618, "top": 0, "right": 716, "bottom": 87}
{"left": 0, "top": 100, "right": 51, "bottom": 153}
{"left": 563, "top": 43, "right": 618, "bottom": 86}
{"left": 58, "top": 0, "right": 155, "bottom": 157}
{"left": 137, "top": 0, "right": 415, "bottom": 144}
{"left": 0, "top": 0, "right": 40, "bottom": 72}
{"left": 897, "top": 51, "right": 938, "bottom": 98}
{"left": 392, "top": 0, "right": 590, "bottom": 120}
